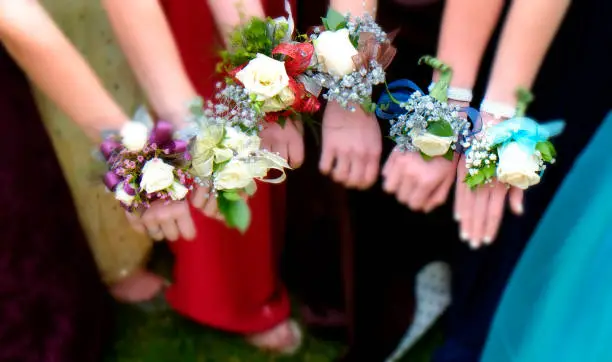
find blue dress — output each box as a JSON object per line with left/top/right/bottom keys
{"left": 482, "top": 111, "right": 612, "bottom": 361}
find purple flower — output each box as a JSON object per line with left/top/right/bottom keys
{"left": 137, "top": 155, "right": 145, "bottom": 163}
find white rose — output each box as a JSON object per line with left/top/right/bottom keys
{"left": 168, "top": 181, "right": 189, "bottom": 200}
{"left": 412, "top": 132, "right": 454, "bottom": 157}
{"left": 497, "top": 142, "right": 541, "bottom": 189}
{"left": 235, "top": 54, "right": 290, "bottom": 100}
{"left": 261, "top": 86, "right": 296, "bottom": 113}
{"left": 223, "top": 127, "right": 261, "bottom": 156}
{"left": 313, "top": 29, "right": 358, "bottom": 77}
{"left": 140, "top": 158, "right": 176, "bottom": 193}
{"left": 115, "top": 182, "right": 135, "bottom": 205}
{"left": 214, "top": 159, "right": 254, "bottom": 190}
{"left": 120, "top": 121, "right": 149, "bottom": 151}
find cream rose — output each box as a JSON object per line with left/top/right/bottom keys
{"left": 412, "top": 132, "right": 453, "bottom": 157}
{"left": 140, "top": 158, "right": 176, "bottom": 193}
{"left": 120, "top": 121, "right": 149, "bottom": 151}
{"left": 261, "top": 86, "right": 296, "bottom": 113}
{"left": 115, "top": 182, "right": 135, "bottom": 205}
{"left": 235, "top": 54, "right": 290, "bottom": 100}
{"left": 223, "top": 127, "right": 261, "bottom": 156}
{"left": 168, "top": 181, "right": 189, "bottom": 200}
{"left": 214, "top": 159, "right": 254, "bottom": 190}
{"left": 313, "top": 28, "right": 358, "bottom": 77}
{"left": 496, "top": 142, "right": 541, "bottom": 189}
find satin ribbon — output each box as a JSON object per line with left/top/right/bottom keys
{"left": 376, "top": 79, "right": 482, "bottom": 134}
{"left": 487, "top": 117, "right": 566, "bottom": 153}
{"left": 352, "top": 30, "right": 398, "bottom": 71}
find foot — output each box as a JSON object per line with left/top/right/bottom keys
{"left": 109, "top": 268, "right": 165, "bottom": 303}
{"left": 247, "top": 319, "right": 303, "bottom": 355}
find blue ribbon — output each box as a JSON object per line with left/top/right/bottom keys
{"left": 487, "top": 117, "right": 565, "bottom": 152}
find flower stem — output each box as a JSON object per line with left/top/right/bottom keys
{"left": 419, "top": 56, "right": 452, "bottom": 103}
{"left": 515, "top": 88, "right": 534, "bottom": 118}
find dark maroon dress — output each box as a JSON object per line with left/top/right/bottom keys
{"left": 0, "top": 46, "right": 111, "bottom": 362}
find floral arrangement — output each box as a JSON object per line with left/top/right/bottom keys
{"left": 100, "top": 110, "right": 193, "bottom": 213}
{"left": 219, "top": 4, "right": 321, "bottom": 126}
{"left": 463, "top": 89, "right": 565, "bottom": 189}
{"left": 307, "top": 8, "right": 396, "bottom": 112}
{"left": 376, "top": 56, "right": 473, "bottom": 160}
{"left": 187, "top": 97, "right": 290, "bottom": 233}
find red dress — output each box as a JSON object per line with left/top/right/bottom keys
{"left": 161, "top": 0, "right": 292, "bottom": 334}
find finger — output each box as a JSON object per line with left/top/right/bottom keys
{"left": 397, "top": 177, "right": 415, "bottom": 206}
{"left": 190, "top": 186, "right": 210, "bottom": 209}
{"left": 160, "top": 217, "right": 180, "bottom": 242}
{"left": 382, "top": 150, "right": 398, "bottom": 177}
{"left": 454, "top": 158, "right": 468, "bottom": 222}
{"left": 483, "top": 183, "right": 508, "bottom": 245}
{"left": 382, "top": 160, "right": 402, "bottom": 194}
{"left": 332, "top": 153, "right": 351, "bottom": 184}
{"left": 142, "top": 217, "right": 164, "bottom": 241}
{"left": 407, "top": 178, "right": 437, "bottom": 212}
{"left": 346, "top": 157, "right": 365, "bottom": 189}
{"left": 203, "top": 194, "right": 219, "bottom": 219}
{"left": 469, "top": 187, "right": 492, "bottom": 249}
{"left": 319, "top": 147, "right": 336, "bottom": 175}
{"left": 125, "top": 211, "right": 146, "bottom": 234}
{"left": 509, "top": 187, "right": 525, "bottom": 216}
{"left": 274, "top": 141, "right": 289, "bottom": 163}
{"left": 175, "top": 204, "right": 197, "bottom": 240}
{"left": 362, "top": 155, "right": 380, "bottom": 189}
{"left": 287, "top": 129, "right": 305, "bottom": 168}
{"left": 423, "top": 172, "right": 454, "bottom": 213}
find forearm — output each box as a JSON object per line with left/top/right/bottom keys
{"left": 330, "top": 0, "right": 377, "bottom": 17}
{"left": 435, "top": 0, "right": 505, "bottom": 88}
{"left": 102, "top": 0, "right": 197, "bottom": 127}
{"left": 484, "top": 0, "right": 571, "bottom": 105}
{"left": 0, "top": 1, "right": 127, "bottom": 139}
{"left": 206, "top": 0, "right": 265, "bottom": 45}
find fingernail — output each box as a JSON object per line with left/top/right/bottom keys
{"left": 517, "top": 204, "right": 524, "bottom": 215}
{"left": 470, "top": 240, "right": 480, "bottom": 249}
{"left": 460, "top": 231, "right": 469, "bottom": 241}
{"left": 454, "top": 213, "right": 461, "bottom": 222}
{"left": 483, "top": 236, "right": 493, "bottom": 245}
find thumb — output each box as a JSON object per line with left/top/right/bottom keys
{"left": 509, "top": 187, "right": 524, "bottom": 216}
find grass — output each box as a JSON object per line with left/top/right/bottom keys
{"left": 104, "top": 245, "right": 441, "bottom": 362}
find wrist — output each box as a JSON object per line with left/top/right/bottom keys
{"left": 480, "top": 99, "right": 516, "bottom": 120}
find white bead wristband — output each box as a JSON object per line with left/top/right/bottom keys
{"left": 428, "top": 82, "right": 473, "bottom": 102}
{"left": 480, "top": 99, "right": 516, "bottom": 119}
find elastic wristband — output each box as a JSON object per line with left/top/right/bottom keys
{"left": 428, "top": 82, "right": 473, "bottom": 102}
{"left": 480, "top": 99, "right": 516, "bottom": 119}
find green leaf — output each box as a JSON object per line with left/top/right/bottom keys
{"left": 419, "top": 56, "right": 452, "bottom": 103}
{"left": 218, "top": 196, "right": 251, "bottom": 234}
{"left": 322, "top": 8, "right": 346, "bottom": 31}
{"left": 361, "top": 99, "right": 377, "bottom": 114}
{"left": 221, "top": 191, "right": 242, "bottom": 201}
{"left": 277, "top": 116, "right": 287, "bottom": 128}
{"left": 465, "top": 171, "right": 484, "bottom": 189}
{"left": 443, "top": 149, "right": 454, "bottom": 161}
{"left": 427, "top": 120, "right": 454, "bottom": 137}
{"left": 335, "top": 21, "right": 348, "bottom": 30}
{"left": 482, "top": 162, "right": 497, "bottom": 180}
{"left": 420, "top": 151, "right": 432, "bottom": 161}
{"left": 536, "top": 141, "right": 556, "bottom": 162}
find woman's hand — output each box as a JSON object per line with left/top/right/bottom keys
{"left": 125, "top": 200, "right": 196, "bottom": 242}
{"left": 260, "top": 119, "right": 305, "bottom": 168}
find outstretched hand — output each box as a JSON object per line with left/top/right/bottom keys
{"left": 319, "top": 101, "right": 382, "bottom": 189}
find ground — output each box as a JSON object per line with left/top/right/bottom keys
{"left": 105, "top": 246, "right": 441, "bottom": 362}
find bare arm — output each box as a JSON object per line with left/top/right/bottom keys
{"left": 0, "top": 0, "right": 127, "bottom": 139}
{"left": 435, "top": 0, "right": 505, "bottom": 88}
{"left": 330, "top": 0, "right": 377, "bottom": 17}
{"left": 207, "top": 0, "right": 265, "bottom": 45}
{"left": 102, "top": 0, "right": 197, "bottom": 127}
{"left": 484, "top": 0, "right": 571, "bottom": 105}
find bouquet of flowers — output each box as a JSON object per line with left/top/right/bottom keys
{"left": 187, "top": 97, "right": 290, "bottom": 233}
{"left": 463, "top": 89, "right": 565, "bottom": 189}
{"left": 376, "top": 56, "right": 474, "bottom": 160}
{"left": 308, "top": 8, "right": 396, "bottom": 112}
{"left": 219, "top": 2, "right": 321, "bottom": 126}
{"left": 100, "top": 109, "right": 193, "bottom": 213}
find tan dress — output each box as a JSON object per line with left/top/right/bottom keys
{"left": 35, "top": 0, "right": 152, "bottom": 284}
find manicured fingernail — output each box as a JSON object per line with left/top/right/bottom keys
{"left": 460, "top": 231, "right": 469, "bottom": 241}
{"left": 470, "top": 240, "right": 480, "bottom": 249}
{"left": 483, "top": 236, "right": 493, "bottom": 244}
{"left": 517, "top": 204, "right": 524, "bottom": 215}
{"left": 454, "top": 213, "right": 461, "bottom": 222}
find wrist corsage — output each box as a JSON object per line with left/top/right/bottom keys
{"left": 308, "top": 8, "right": 396, "bottom": 112}
{"left": 464, "top": 89, "right": 565, "bottom": 189}
{"left": 100, "top": 109, "right": 193, "bottom": 212}
{"left": 219, "top": 1, "right": 320, "bottom": 126}
{"left": 187, "top": 97, "right": 290, "bottom": 233}
{"left": 376, "top": 56, "right": 474, "bottom": 160}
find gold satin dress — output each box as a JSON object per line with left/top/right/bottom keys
{"left": 35, "top": 0, "right": 152, "bottom": 284}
